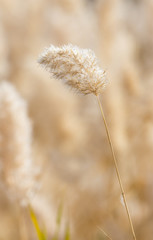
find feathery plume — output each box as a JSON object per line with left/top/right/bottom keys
{"left": 38, "top": 44, "right": 107, "bottom": 95}
{"left": 0, "top": 81, "right": 38, "bottom": 205}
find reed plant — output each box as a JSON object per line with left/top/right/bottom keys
{"left": 38, "top": 44, "right": 137, "bottom": 240}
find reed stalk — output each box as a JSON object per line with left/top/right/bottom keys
{"left": 96, "top": 95, "right": 137, "bottom": 240}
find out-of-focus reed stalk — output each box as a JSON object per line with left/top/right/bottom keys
{"left": 38, "top": 44, "right": 137, "bottom": 240}
{"left": 52, "top": 201, "right": 63, "bottom": 240}
{"left": 64, "top": 222, "right": 70, "bottom": 240}
{"left": 98, "top": 226, "right": 112, "bottom": 240}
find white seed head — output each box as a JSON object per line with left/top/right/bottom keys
{"left": 0, "top": 81, "right": 38, "bottom": 204}
{"left": 38, "top": 44, "right": 107, "bottom": 95}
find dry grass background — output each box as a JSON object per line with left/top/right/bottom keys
{"left": 0, "top": 0, "right": 153, "bottom": 239}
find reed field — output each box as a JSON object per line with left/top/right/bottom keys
{"left": 0, "top": 0, "right": 153, "bottom": 239}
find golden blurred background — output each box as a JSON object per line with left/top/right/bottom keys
{"left": 0, "top": 0, "right": 153, "bottom": 239}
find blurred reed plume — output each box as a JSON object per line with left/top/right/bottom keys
{"left": 38, "top": 44, "right": 136, "bottom": 240}
{"left": 0, "top": 81, "right": 38, "bottom": 205}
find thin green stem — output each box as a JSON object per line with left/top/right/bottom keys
{"left": 96, "top": 95, "right": 137, "bottom": 240}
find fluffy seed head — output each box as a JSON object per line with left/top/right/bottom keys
{"left": 0, "top": 81, "right": 38, "bottom": 205}
{"left": 38, "top": 44, "right": 107, "bottom": 95}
